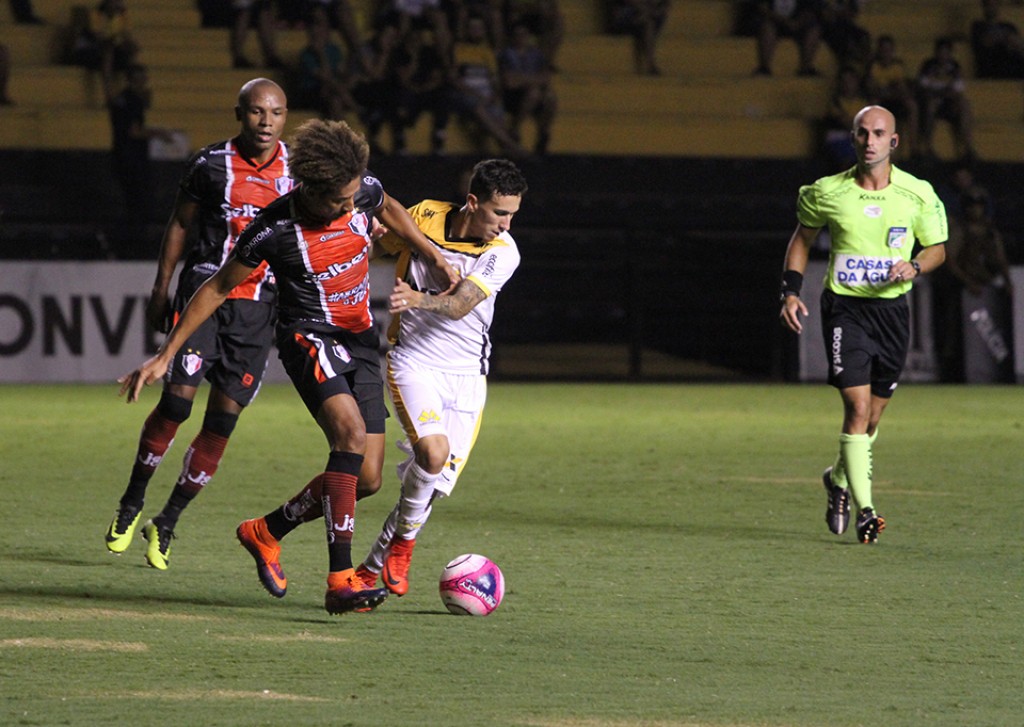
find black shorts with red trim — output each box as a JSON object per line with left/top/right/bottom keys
{"left": 277, "top": 323, "right": 388, "bottom": 432}
{"left": 165, "top": 299, "right": 275, "bottom": 407}
{"left": 819, "top": 289, "right": 910, "bottom": 399}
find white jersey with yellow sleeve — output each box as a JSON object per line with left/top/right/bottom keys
{"left": 378, "top": 199, "right": 521, "bottom": 375}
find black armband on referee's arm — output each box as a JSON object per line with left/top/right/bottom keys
{"left": 780, "top": 270, "right": 804, "bottom": 301}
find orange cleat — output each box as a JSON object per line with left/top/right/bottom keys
{"left": 324, "top": 568, "right": 388, "bottom": 614}
{"left": 236, "top": 517, "right": 287, "bottom": 598}
{"left": 381, "top": 537, "right": 416, "bottom": 597}
{"left": 354, "top": 563, "right": 379, "bottom": 589}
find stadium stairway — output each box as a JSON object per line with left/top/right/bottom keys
{"left": 1, "top": 0, "right": 1022, "bottom": 159}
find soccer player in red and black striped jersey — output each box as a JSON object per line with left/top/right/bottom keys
{"left": 105, "top": 78, "right": 291, "bottom": 569}
{"left": 119, "top": 118, "right": 458, "bottom": 614}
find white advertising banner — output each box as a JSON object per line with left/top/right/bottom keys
{"left": 0, "top": 261, "right": 395, "bottom": 383}
{"left": 1012, "top": 267, "right": 1024, "bottom": 383}
{"left": 0, "top": 262, "right": 162, "bottom": 383}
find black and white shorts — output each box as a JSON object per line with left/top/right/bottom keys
{"left": 165, "top": 299, "right": 275, "bottom": 407}
{"left": 819, "top": 289, "right": 910, "bottom": 399}
{"left": 277, "top": 324, "right": 388, "bottom": 432}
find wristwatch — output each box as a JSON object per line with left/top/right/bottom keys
{"left": 910, "top": 260, "right": 922, "bottom": 276}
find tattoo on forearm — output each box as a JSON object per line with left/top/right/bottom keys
{"left": 418, "top": 282, "right": 486, "bottom": 319}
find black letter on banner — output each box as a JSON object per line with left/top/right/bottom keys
{"left": 0, "top": 294, "right": 34, "bottom": 355}
{"left": 90, "top": 295, "right": 136, "bottom": 354}
{"left": 43, "top": 295, "right": 83, "bottom": 355}
{"left": 143, "top": 297, "right": 163, "bottom": 354}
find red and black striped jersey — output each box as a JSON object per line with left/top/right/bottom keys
{"left": 233, "top": 174, "right": 385, "bottom": 334}
{"left": 177, "top": 137, "right": 293, "bottom": 302}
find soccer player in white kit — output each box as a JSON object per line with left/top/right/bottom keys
{"left": 355, "top": 158, "right": 528, "bottom": 595}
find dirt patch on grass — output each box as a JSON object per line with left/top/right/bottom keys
{"left": 0, "top": 637, "right": 147, "bottom": 652}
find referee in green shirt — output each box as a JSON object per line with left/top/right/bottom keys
{"left": 779, "top": 105, "right": 947, "bottom": 544}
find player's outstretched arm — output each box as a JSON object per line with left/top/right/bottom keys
{"left": 119, "top": 258, "right": 252, "bottom": 402}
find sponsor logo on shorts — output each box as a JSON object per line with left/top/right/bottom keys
{"left": 418, "top": 408, "right": 441, "bottom": 424}
{"left": 333, "top": 344, "right": 351, "bottom": 363}
{"left": 831, "top": 326, "right": 844, "bottom": 375}
{"left": 241, "top": 372, "right": 254, "bottom": 387}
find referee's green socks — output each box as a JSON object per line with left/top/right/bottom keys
{"left": 839, "top": 433, "right": 873, "bottom": 511}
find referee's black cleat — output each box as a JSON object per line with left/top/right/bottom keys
{"left": 856, "top": 508, "right": 886, "bottom": 544}
{"left": 822, "top": 467, "right": 851, "bottom": 535}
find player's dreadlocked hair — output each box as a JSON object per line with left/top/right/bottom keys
{"left": 288, "top": 119, "right": 369, "bottom": 195}
{"left": 469, "top": 159, "right": 528, "bottom": 201}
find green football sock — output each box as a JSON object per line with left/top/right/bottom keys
{"left": 830, "top": 450, "right": 847, "bottom": 488}
{"left": 832, "top": 428, "right": 878, "bottom": 490}
{"left": 840, "top": 433, "right": 872, "bottom": 511}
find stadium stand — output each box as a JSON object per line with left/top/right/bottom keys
{"left": 1, "top": 0, "right": 1022, "bottom": 157}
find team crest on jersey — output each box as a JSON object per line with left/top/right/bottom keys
{"left": 181, "top": 353, "right": 203, "bottom": 376}
{"left": 348, "top": 212, "right": 369, "bottom": 238}
{"left": 275, "top": 177, "right": 294, "bottom": 195}
{"left": 863, "top": 205, "right": 883, "bottom": 218}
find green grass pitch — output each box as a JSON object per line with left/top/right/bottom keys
{"left": 0, "top": 382, "right": 1022, "bottom": 726}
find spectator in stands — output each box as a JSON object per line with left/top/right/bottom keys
{"left": 503, "top": 0, "right": 564, "bottom": 70}
{"left": 450, "top": 0, "right": 505, "bottom": 49}
{"left": 303, "top": 0, "right": 369, "bottom": 72}
{"left": 391, "top": 26, "right": 452, "bottom": 154}
{"left": 752, "top": 0, "right": 823, "bottom": 76}
{"left": 947, "top": 187, "right": 1014, "bottom": 298}
{"left": 864, "top": 34, "right": 921, "bottom": 157}
{"left": 448, "top": 14, "right": 525, "bottom": 153}
{"left": 230, "top": 0, "right": 286, "bottom": 69}
{"left": 377, "top": 0, "right": 452, "bottom": 50}
{"left": 938, "top": 163, "right": 995, "bottom": 221}
{"left": 89, "top": 0, "right": 140, "bottom": 98}
{"left": 107, "top": 64, "right": 176, "bottom": 252}
{"left": 9, "top": 0, "right": 43, "bottom": 24}
{"left": 498, "top": 22, "right": 556, "bottom": 154}
{"left": 607, "top": 0, "right": 669, "bottom": 76}
{"left": 916, "top": 37, "right": 977, "bottom": 160}
{"left": 295, "top": 7, "right": 361, "bottom": 121}
{"left": 819, "top": 0, "right": 870, "bottom": 71}
{"left": 0, "top": 44, "right": 13, "bottom": 105}
{"left": 820, "top": 65, "right": 868, "bottom": 170}
{"left": 970, "top": 0, "right": 1024, "bottom": 79}
{"left": 349, "top": 22, "right": 402, "bottom": 154}
{"left": 933, "top": 185, "right": 1015, "bottom": 380}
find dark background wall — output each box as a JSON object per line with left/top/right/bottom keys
{"left": 2, "top": 151, "right": 1021, "bottom": 380}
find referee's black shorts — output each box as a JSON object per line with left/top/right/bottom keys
{"left": 819, "top": 289, "right": 910, "bottom": 398}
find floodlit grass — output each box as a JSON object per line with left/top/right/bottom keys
{"left": 0, "top": 382, "right": 1021, "bottom": 726}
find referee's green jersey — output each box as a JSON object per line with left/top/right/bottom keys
{"left": 797, "top": 165, "right": 948, "bottom": 299}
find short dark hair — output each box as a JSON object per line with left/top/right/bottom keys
{"left": 289, "top": 119, "right": 369, "bottom": 194}
{"left": 468, "top": 159, "right": 528, "bottom": 201}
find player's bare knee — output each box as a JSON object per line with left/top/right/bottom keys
{"left": 414, "top": 436, "right": 450, "bottom": 475}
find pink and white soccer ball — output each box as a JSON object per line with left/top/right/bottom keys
{"left": 438, "top": 553, "right": 505, "bottom": 616}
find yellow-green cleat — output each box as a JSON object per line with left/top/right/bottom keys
{"left": 105, "top": 504, "right": 142, "bottom": 554}
{"left": 142, "top": 519, "right": 174, "bottom": 570}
